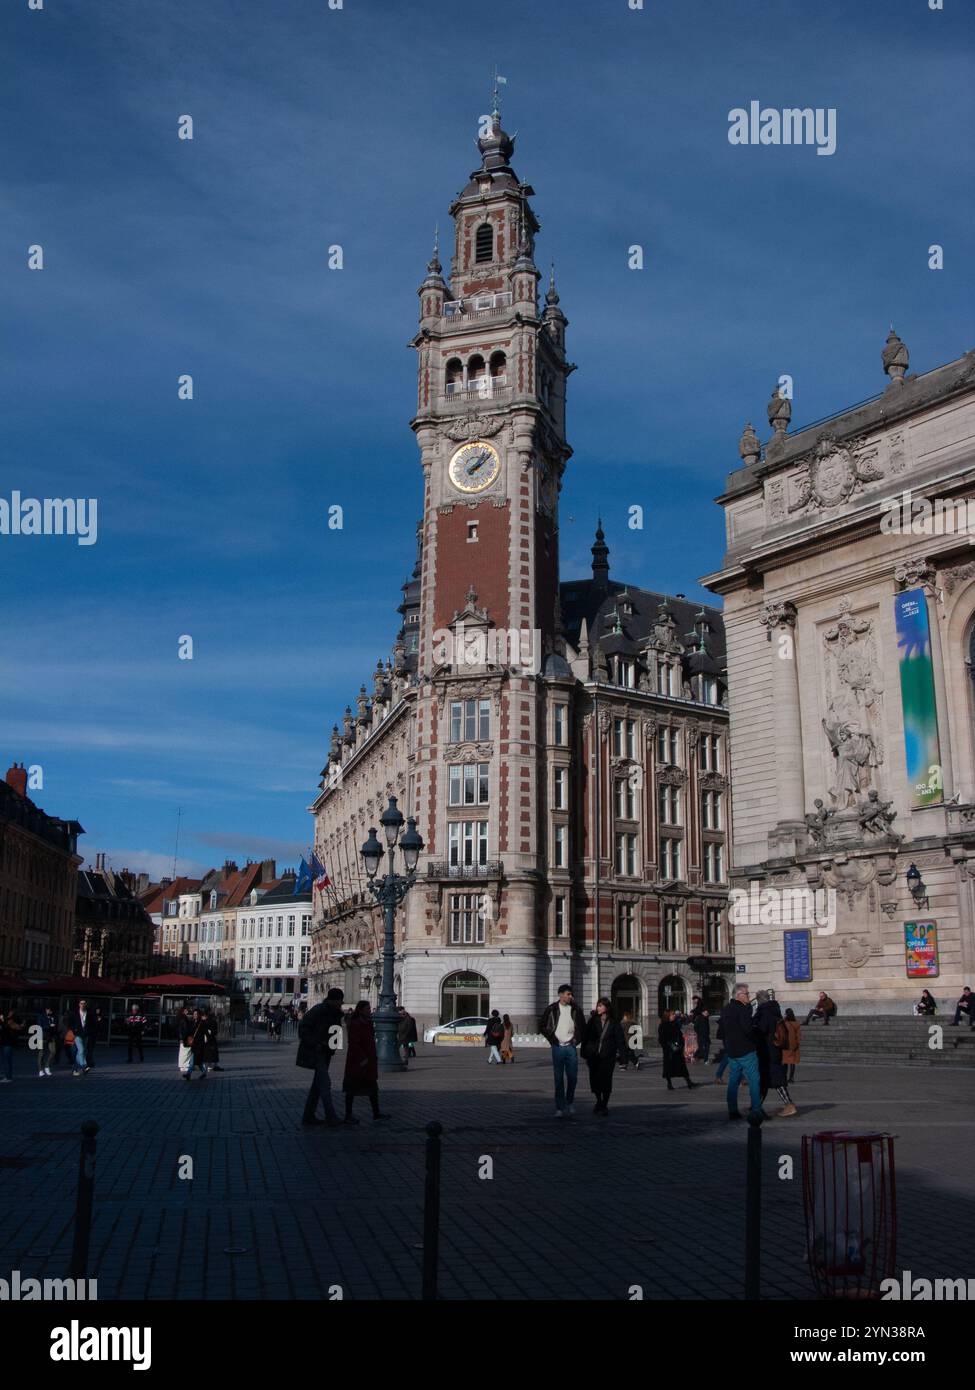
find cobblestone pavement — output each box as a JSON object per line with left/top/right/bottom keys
{"left": 0, "top": 1040, "right": 972, "bottom": 1301}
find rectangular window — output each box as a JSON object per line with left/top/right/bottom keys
{"left": 615, "top": 832, "right": 637, "bottom": 876}
{"left": 705, "top": 906, "right": 723, "bottom": 954}
{"left": 699, "top": 733, "right": 721, "bottom": 772}
{"left": 659, "top": 837, "right": 682, "bottom": 880}
{"left": 616, "top": 901, "right": 634, "bottom": 950}
{"left": 277, "top": 920, "right": 283, "bottom": 937}
{"left": 448, "top": 821, "right": 489, "bottom": 867}
{"left": 258, "top": 918, "right": 265, "bottom": 938}
{"left": 449, "top": 762, "right": 490, "bottom": 806}
{"left": 300, "top": 945, "right": 310, "bottom": 967}
{"left": 657, "top": 662, "right": 673, "bottom": 696}
{"left": 554, "top": 704, "right": 568, "bottom": 746}
{"left": 301, "top": 915, "right": 311, "bottom": 932}
{"left": 239, "top": 950, "right": 245, "bottom": 969}
{"left": 657, "top": 726, "right": 680, "bottom": 764}
{"left": 613, "top": 719, "right": 624, "bottom": 757}
{"left": 704, "top": 841, "right": 724, "bottom": 884}
{"left": 554, "top": 895, "right": 567, "bottom": 938}
{"left": 450, "top": 698, "right": 491, "bottom": 742}
{"left": 658, "top": 784, "right": 681, "bottom": 826}
{"left": 614, "top": 778, "right": 635, "bottom": 820}
{"left": 554, "top": 767, "right": 567, "bottom": 810}
{"left": 663, "top": 905, "right": 681, "bottom": 952}
{"left": 287, "top": 914, "right": 296, "bottom": 936}
{"left": 286, "top": 946, "right": 295, "bottom": 968}
{"left": 554, "top": 823, "right": 567, "bottom": 868}
{"left": 449, "top": 892, "right": 486, "bottom": 945}
{"left": 702, "top": 790, "right": 722, "bottom": 830}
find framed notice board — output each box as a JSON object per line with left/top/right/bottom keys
{"left": 905, "top": 920, "right": 939, "bottom": 978}
{"left": 784, "top": 928, "right": 813, "bottom": 983}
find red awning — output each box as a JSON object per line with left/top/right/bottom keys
{"left": 127, "top": 973, "right": 227, "bottom": 994}
{"left": 10, "top": 974, "right": 124, "bottom": 996}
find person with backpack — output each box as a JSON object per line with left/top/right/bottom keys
{"left": 781, "top": 1008, "right": 801, "bottom": 1084}
{"left": 754, "top": 989, "right": 797, "bottom": 1117}
{"left": 484, "top": 1009, "right": 505, "bottom": 1063}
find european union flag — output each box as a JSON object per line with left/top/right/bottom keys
{"left": 294, "top": 856, "right": 313, "bottom": 894}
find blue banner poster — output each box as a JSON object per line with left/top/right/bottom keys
{"left": 894, "top": 589, "right": 943, "bottom": 808}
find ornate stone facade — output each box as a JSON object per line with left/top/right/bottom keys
{"left": 704, "top": 335, "right": 975, "bottom": 1012}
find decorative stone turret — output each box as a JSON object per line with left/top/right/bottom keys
{"left": 738, "top": 421, "right": 760, "bottom": 466}
{"left": 591, "top": 519, "right": 610, "bottom": 591}
{"left": 418, "top": 228, "right": 448, "bottom": 325}
{"left": 767, "top": 384, "right": 791, "bottom": 437}
{"left": 883, "top": 327, "right": 909, "bottom": 385}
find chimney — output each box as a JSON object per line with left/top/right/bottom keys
{"left": 95, "top": 851, "right": 106, "bottom": 873}
{"left": 136, "top": 872, "right": 150, "bottom": 894}
{"left": 261, "top": 858, "right": 276, "bottom": 883}
{"left": 222, "top": 859, "right": 238, "bottom": 879}
{"left": 5, "top": 763, "right": 27, "bottom": 798}
{"left": 160, "top": 877, "right": 172, "bottom": 888}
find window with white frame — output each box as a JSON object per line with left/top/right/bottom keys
{"left": 554, "top": 767, "right": 568, "bottom": 810}
{"left": 258, "top": 918, "right": 265, "bottom": 938}
{"left": 656, "top": 726, "right": 680, "bottom": 765}
{"left": 553, "top": 823, "right": 567, "bottom": 868}
{"left": 616, "top": 900, "right": 634, "bottom": 949}
{"left": 703, "top": 841, "right": 724, "bottom": 883}
{"left": 554, "top": 895, "right": 567, "bottom": 937}
{"left": 615, "top": 832, "right": 637, "bottom": 876}
{"left": 610, "top": 656, "right": 636, "bottom": 688}
{"left": 659, "top": 837, "right": 682, "bottom": 880}
{"left": 699, "top": 733, "right": 721, "bottom": 772}
{"left": 449, "top": 698, "right": 491, "bottom": 743}
{"left": 286, "top": 946, "right": 295, "bottom": 968}
{"left": 658, "top": 783, "right": 681, "bottom": 825}
{"left": 701, "top": 789, "right": 722, "bottom": 830}
{"left": 554, "top": 704, "right": 568, "bottom": 746}
{"left": 288, "top": 914, "right": 296, "bottom": 936}
{"left": 277, "top": 919, "right": 284, "bottom": 938}
{"left": 301, "top": 915, "right": 311, "bottom": 932}
{"left": 701, "top": 676, "right": 720, "bottom": 705}
{"left": 449, "top": 892, "right": 486, "bottom": 944}
{"left": 300, "top": 944, "right": 310, "bottom": 967}
{"left": 448, "top": 762, "right": 490, "bottom": 806}
{"left": 448, "top": 820, "right": 489, "bottom": 867}
{"left": 705, "top": 906, "right": 723, "bottom": 953}
{"left": 614, "top": 778, "right": 636, "bottom": 820}
{"left": 613, "top": 718, "right": 636, "bottom": 759}
{"left": 662, "top": 904, "right": 682, "bottom": 951}
{"left": 657, "top": 661, "right": 675, "bottom": 696}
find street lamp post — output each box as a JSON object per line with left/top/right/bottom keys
{"left": 361, "top": 796, "right": 424, "bottom": 1072}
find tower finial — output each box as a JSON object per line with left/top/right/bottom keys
{"left": 491, "top": 65, "right": 507, "bottom": 120}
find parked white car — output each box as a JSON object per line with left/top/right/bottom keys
{"left": 423, "top": 1016, "right": 489, "bottom": 1044}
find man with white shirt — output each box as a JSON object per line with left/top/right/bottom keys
{"left": 66, "top": 998, "right": 93, "bottom": 1076}
{"left": 539, "top": 984, "right": 587, "bottom": 1118}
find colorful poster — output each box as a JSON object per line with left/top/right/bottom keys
{"left": 904, "top": 920, "right": 939, "bottom": 978}
{"left": 784, "top": 929, "right": 813, "bottom": 983}
{"left": 894, "top": 589, "right": 943, "bottom": 807}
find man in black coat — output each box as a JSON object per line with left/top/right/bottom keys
{"left": 539, "top": 984, "right": 587, "bottom": 1117}
{"left": 691, "top": 997, "right": 711, "bottom": 1063}
{"left": 298, "top": 988, "right": 345, "bottom": 1127}
{"left": 125, "top": 1004, "right": 147, "bottom": 1062}
{"left": 66, "top": 999, "right": 94, "bottom": 1075}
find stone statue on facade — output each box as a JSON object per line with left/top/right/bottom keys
{"left": 857, "top": 789, "right": 902, "bottom": 843}
{"left": 804, "top": 798, "right": 833, "bottom": 846}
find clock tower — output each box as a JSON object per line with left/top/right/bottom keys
{"left": 404, "top": 103, "right": 576, "bottom": 1013}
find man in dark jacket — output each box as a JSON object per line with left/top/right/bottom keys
{"left": 716, "top": 985, "right": 766, "bottom": 1121}
{"left": 36, "top": 1006, "right": 58, "bottom": 1075}
{"left": 66, "top": 999, "right": 94, "bottom": 1075}
{"left": 691, "top": 998, "right": 711, "bottom": 1063}
{"left": 539, "top": 984, "right": 587, "bottom": 1117}
{"left": 298, "top": 988, "right": 345, "bottom": 1127}
{"left": 951, "top": 987, "right": 974, "bottom": 1027}
{"left": 125, "top": 1004, "right": 148, "bottom": 1062}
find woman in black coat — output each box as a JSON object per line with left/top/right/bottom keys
{"left": 658, "top": 1011, "right": 696, "bottom": 1091}
{"left": 753, "top": 990, "right": 796, "bottom": 1116}
{"left": 583, "top": 998, "right": 627, "bottom": 1114}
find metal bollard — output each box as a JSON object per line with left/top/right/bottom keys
{"left": 70, "top": 1120, "right": 99, "bottom": 1279}
{"left": 744, "top": 1110, "right": 763, "bottom": 1300}
{"left": 422, "top": 1121, "right": 443, "bottom": 1301}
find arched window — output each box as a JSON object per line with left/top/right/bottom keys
{"left": 440, "top": 970, "right": 489, "bottom": 1023}
{"left": 467, "top": 354, "right": 486, "bottom": 384}
{"left": 475, "top": 222, "right": 493, "bottom": 264}
{"left": 445, "top": 357, "right": 463, "bottom": 395}
{"left": 489, "top": 350, "right": 506, "bottom": 381}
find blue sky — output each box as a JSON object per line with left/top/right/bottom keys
{"left": 1, "top": 0, "right": 972, "bottom": 879}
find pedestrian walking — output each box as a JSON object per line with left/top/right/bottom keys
{"left": 203, "top": 1006, "right": 222, "bottom": 1071}
{"left": 66, "top": 999, "right": 94, "bottom": 1075}
{"left": 754, "top": 989, "right": 797, "bottom": 1117}
{"left": 951, "top": 986, "right": 975, "bottom": 1028}
{"left": 125, "top": 1004, "right": 147, "bottom": 1063}
{"left": 781, "top": 1008, "right": 801, "bottom": 1084}
{"left": 182, "top": 1009, "right": 209, "bottom": 1081}
{"left": 342, "top": 1001, "right": 388, "bottom": 1123}
{"left": 716, "top": 985, "right": 766, "bottom": 1122}
{"left": 500, "top": 1013, "right": 514, "bottom": 1063}
{"left": 658, "top": 1010, "right": 697, "bottom": 1092}
{"left": 85, "top": 1007, "right": 104, "bottom": 1068}
{"left": 0, "top": 1009, "right": 23, "bottom": 1082}
{"left": 484, "top": 1009, "right": 504, "bottom": 1063}
{"left": 395, "top": 1007, "right": 416, "bottom": 1064}
{"left": 539, "top": 984, "right": 587, "bottom": 1117}
{"left": 691, "top": 999, "right": 711, "bottom": 1063}
{"left": 297, "top": 987, "right": 344, "bottom": 1127}
{"left": 35, "top": 1005, "right": 57, "bottom": 1076}
{"left": 582, "top": 998, "right": 626, "bottom": 1114}
{"left": 804, "top": 991, "right": 836, "bottom": 1026}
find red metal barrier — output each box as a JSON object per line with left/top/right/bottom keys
{"left": 802, "top": 1131, "right": 897, "bottom": 1299}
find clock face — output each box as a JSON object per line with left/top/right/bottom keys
{"left": 448, "top": 440, "right": 501, "bottom": 493}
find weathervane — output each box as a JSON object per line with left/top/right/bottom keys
{"left": 491, "top": 65, "right": 507, "bottom": 119}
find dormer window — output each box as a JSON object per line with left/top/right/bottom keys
{"left": 475, "top": 222, "right": 493, "bottom": 264}
{"left": 210, "top": 890, "right": 218, "bottom": 910}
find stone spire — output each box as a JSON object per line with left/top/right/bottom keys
{"left": 883, "top": 327, "right": 909, "bottom": 385}
{"left": 767, "top": 384, "right": 791, "bottom": 437}
{"left": 591, "top": 519, "right": 610, "bottom": 588}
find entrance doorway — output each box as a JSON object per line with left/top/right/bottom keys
{"left": 611, "top": 974, "right": 643, "bottom": 1029}
{"left": 703, "top": 975, "right": 729, "bottom": 1016}
{"left": 658, "top": 974, "right": 688, "bottom": 1017}
{"left": 440, "top": 971, "right": 490, "bottom": 1023}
